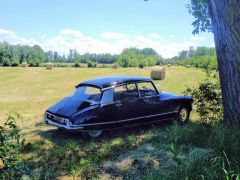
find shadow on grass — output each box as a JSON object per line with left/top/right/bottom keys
{"left": 21, "top": 120, "right": 240, "bottom": 179}
{"left": 21, "top": 120, "right": 173, "bottom": 178}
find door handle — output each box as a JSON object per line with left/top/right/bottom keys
{"left": 116, "top": 103, "right": 122, "bottom": 107}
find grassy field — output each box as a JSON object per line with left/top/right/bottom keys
{"left": 0, "top": 66, "right": 206, "bottom": 127}
{"left": 2, "top": 66, "right": 239, "bottom": 179}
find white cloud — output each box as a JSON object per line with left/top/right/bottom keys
{"left": 170, "top": 34, "right": 175, "bottom": 38}
{"left": 0, "top": 28, "right": 213, "bottom": 58}
{"left": 0, "top": 28, "right": 39, "bottom": 46}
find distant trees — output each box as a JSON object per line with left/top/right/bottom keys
{"left": 0, "top": 41, "right": 163, "bottom": 67}
{"left": 168, "top": 46, "right": 217, "bottom": 70}
{"left": 0, "top": 42, "right": 45, "bottom": 66}
{"left": 117, "top": 48, "right": 161, "bottom": 68}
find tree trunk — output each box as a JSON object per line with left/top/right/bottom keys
{"left": 208, "top": 0, "right": 240, "bottom": 125}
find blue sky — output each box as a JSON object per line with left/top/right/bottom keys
{"left": 0, "top": 0, "right": 214, "bottom": 58}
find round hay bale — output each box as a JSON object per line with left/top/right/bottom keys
{"left": 186, "top": 65, "right": 191, "bottom": 68}
{"left": 112, "top": 64, "right": 119, "bottom": 69}
{"left": 150, "top": 67, "right": 166, "bottom": 80}
{"left": 167, "top": 64, "right": 171, "bottom": 67}
{"left": 21, "top": 62, "right": 28, "bottom": 68}
{"left": 46, "top": 62, "right": 53, "bottom": 70}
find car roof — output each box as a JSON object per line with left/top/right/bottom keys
{"left": 76, "top": 76, "right": 152, "bottom": 89}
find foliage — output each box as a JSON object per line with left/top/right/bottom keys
{"left": 0, "top": 113, "right": 26, "bottom": 179}
{"left": 73, "top": 62, "right": 80, "bottom": 68}
{"left": 187, "top": 0, "right": 212, "bottom": 34}
{"left": 87, "top": 60, "right": 97, "bottom": 68}
{"left": 0, "top": 42, "right": 45, "bottom": 67}
{"left": 184, "top": 71, "right": 223, "bottom": 125}
{"left": 167, "top": 46, "right": 217, "bottom": 70}
{"left": 117, "top": 48, "right": 160, "bottom": 67}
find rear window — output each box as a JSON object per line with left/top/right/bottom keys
{"left": 73, "top": 86, "right": 102, "bottom": 102}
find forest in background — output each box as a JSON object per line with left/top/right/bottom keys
{"left": 0, "top": 41, "right": 216, "bottom": 69}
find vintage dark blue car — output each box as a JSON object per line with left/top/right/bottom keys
{"left": 44, "top": 76, "right": 193, "bottom": 138}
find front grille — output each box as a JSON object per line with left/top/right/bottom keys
{"left": 46, "top": 112, "right": 65, "bottom": 124}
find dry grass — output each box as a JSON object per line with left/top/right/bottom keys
{"left": 0, "top": 66, "right": 213, "bottom": 178}
{"left": 0, "top": 66, "right": 207, "bottom": 136}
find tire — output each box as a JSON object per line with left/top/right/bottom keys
{"left": 57, "top": 127, "right": 65, "bottom": 132}
{"left": 82, "top": 130, "right": 103, "bottom": 140}
{"left": 177, "top": 105, "right": 190, "bottom": 125}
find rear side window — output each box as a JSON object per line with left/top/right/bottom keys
{"left": 101, "top": 89, "right": 114, "bottom": 104}
{"left": 138, "top": 82, "right": 158, "bottom": 97}
{"left": 114, "top": 83, "right": 139, "bottom": 101}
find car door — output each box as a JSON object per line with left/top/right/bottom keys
{"left": 114, "top": 83, "right": 142, "bottom": 127}
{"left": 138, "top": 81, "right": 179, "bottom": 121}
{"left": 137, "top": 81, "right": 163, "bottom": 121}
{"left": 96, "top": 88, "right": 117, "bottom": 129}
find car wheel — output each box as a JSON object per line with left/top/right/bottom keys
{"left": 82, "top": 130, "right": 103, "bottom": 139}
{"left": 57, "top": 127, "right": 65, "bottom": 132}
{"left": 178, "top": 106, "right": 190, "bottom": 125}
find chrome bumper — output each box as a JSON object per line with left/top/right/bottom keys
{"left": 44, "top": 116, "right": 84, "bottom": 130}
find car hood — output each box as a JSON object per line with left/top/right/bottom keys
{"left": 47, "top": 96, "right": 95, "bottom": 118}
{"left": 159, "top": 91, "right": 192, "bottom": 100}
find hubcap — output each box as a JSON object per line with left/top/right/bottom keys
{"left": 180, "top": 108, "right": 188, "bottom": 121}
{"left": 88, "top": 130, "right": 102, "bottom": 138}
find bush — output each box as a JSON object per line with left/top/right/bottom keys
{"left": 2, "top": 57, "right": 10, "bottom": 66}
{"left": 11, "top": 61, "right": 19, "bottom": 67}
{"left": 74, "top": 62, "right": 80, "bottom": 68}
{"left": 184, "top": 71, "right": 223, "bottom": 125}
{"left": 87, "top": 60, "right": 97, "bottom": 68}
{"left": 0, "top": 113, "right": 26, "bottom": 179}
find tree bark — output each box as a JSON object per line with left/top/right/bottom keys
{"left": 208, "top": 0, "right": 240, "bottom": 125}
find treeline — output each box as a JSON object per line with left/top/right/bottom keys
{"left": 0, "top": 41, "right": 164, "bottom": 67}
{"left": 45, "top": 50, "right": 118, "bottom": 64}
{"left": 166, "top": 46, "right": 217, "bottom": 70}
{"left": 0, "top": 42, "right": 45, "bottom": 66}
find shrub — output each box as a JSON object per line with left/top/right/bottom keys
{"left": 0, "top": 113, "right": 26, "bottom": 179}
{"left": 2, "top": 57, "right": 10, "bottom": 66}
{"left": 11, "top": 62, "right": 19, "bottom": 67}
{"left": 184, "top": 71, "right": 223, "bottom": 125}
{"left": 74, "top": 62, "right": 80, "bottom": 68}
{"left": 87, "top": 60, "right": 97, "bottom": 68}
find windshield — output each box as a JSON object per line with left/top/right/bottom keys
{"left": 72, "top": 86, "right": 102, "bottom": 102}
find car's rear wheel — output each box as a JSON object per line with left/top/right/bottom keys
{"left": 82, "top": 130, "right": 103, "bottom": 139}
{"left": 178, "top": 106, "right": 190, "bottom": 125}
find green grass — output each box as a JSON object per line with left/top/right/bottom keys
{"left": 2, "top": 66, "right": 239, "bottom": 179}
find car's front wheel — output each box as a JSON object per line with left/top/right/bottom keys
{"left": 178, "top": 106, "right": 190, "bottom": 125}
{"left": 82, "top": 130, "right": 103, "bottom": 139}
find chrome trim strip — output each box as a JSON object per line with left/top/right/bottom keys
{"left": 44, "top": 111, "right": 178, "bottom": 129}
{"left": 79, "top": 111, "right": 178, "bottom": 127}
{"left": 117, "top": 111, "right": 178, "bottom": 123}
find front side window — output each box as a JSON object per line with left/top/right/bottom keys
{"left": 72, "top": 86, "right": 102, "bottom": 102}
{"left": 138, "top": 82, "right": 158, "bottom": 97}
{"left": 114, "top": 83, "right": 139, "bottom": 101}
